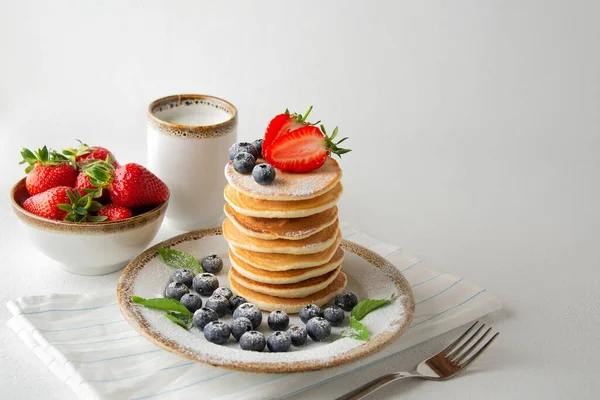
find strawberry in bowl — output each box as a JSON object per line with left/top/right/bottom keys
{"left": 11, "top": 142, "right": 169, "bottom": 275}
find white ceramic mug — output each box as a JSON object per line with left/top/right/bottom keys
{"left": 147, "top": 94, "right": 237, "bottom": 231}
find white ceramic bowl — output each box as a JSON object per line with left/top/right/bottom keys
{"left": 10, "top": 178, "right": 168, "bottom": 275}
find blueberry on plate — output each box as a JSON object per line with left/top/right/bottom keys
{"left": 164, "top": 282, "right": 189, "bottom": 301}
{"left": 267, "top": 310, "right": 289, "bottom": 331}
{"left": 213, "top": 287, "right": 233, "bottom": 299}
{"left": 230, "top": 317, "right": 253, "bottom": 341}
{"left": 193, "top": 307, "right": 218, "bottom": 330}
{"left": 229, "top": 295, "right": 247, "bottom": 312}
{"left": 232, "top": 303, "right": 263, "bottom": 329}
{"left": 323, "top": 305, "right": 345, "bottom": 326}
{"left": 239, "top": 331, "right": 266, "bottom": 352}
{"left": 203, "top": 321, "right": 231, "bottom": 344}
{"left": 306, "top": 317, "right": 331, "bottom": 341}
{"left": 229, "top": 142, "right": 259, "bottom": 161}
{"left": 171, "top": 268, "right": 195, "bottom": 287}
{"left": 233, "top": 152, "right": 256, "bottom": 174}
{"left": 299, "top": 304, "right": 322, "bottom": 324}
{"left": 252, "top": 163, "right": 276, "bottom": 185}
{"left": 180, "top": 292, "right": 203, "bottom": 313}
{"left": 252, "top": 139, "right": 263, "bottom": 158}
{"left": 267, "top": 331, "right": 292, "bottom": 352}
{"left": 201, "top": 254, "right": 223, "bottom": 274}
{"left": 335, "top": 292, "right": 358, "bottom": 311}
{"left": 205, "top": 294, "right": 230, "bottom": 317}
{"left": 192, "top": 273, "right": 219, "bottom": 296}
{"left": 286, "top": 325, "right": 308, "bottom": 346}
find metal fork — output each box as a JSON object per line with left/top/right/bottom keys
{"left": 335, "top": 321, "right": 499, "bottom": 400}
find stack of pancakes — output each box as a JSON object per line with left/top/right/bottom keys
{"left": 223, "top": 158, "right": 347, "bottom": 313}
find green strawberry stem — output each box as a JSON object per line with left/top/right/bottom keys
{"left": 19, "top": 146, "right": 69, "bottom": 173}
{"left": 58, "top": 188, "right": 107, "bottom": 222}
{"left": 83, "top": 157, "right": 116, "bottom": 188}
{"left": 285, "top": 106, "right": 321, "bottom": 126}
{"left": 321, "top": 125, "right": 351, "bottom": 158}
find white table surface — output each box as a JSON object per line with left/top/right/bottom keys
{"left": 1, "top": 1, "right": 599, "bottom": 399}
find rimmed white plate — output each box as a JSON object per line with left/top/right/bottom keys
{"left": 117, "top": 227, "right": 414, "bottom": 373}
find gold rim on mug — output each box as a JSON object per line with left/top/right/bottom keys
{"left": 10, "top": 178, "right": 169, "bottom": 235}
{"left": 147, "top": 94, "right": 238, "bottom": 139}
{"left": 116, "top": 227, "right": 415, "bottom": 373}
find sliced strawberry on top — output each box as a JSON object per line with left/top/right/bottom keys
{"left": 264, "top": 125, "right": 351, "bottom": 173}
{"left": 262, "top": 106, "right": 319, "bottom": 158}
{"left": 20, "top": 146, "right": 78, "bottom": 195}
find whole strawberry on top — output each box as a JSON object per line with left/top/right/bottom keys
{"left": 262, "top": 106, "right": 320, "bottom": 159}
{"left": 85, "top": 161, "right": 169, "bottom": 208}
{"left": 23, "top": 186, "right": 106, "bottom": 222}
{"left": 20, "top": 146, "right": 77, "bottom": 195}
{"left": 264, "top": 124, "right": 350, "bottom": 173}
{"left": 97, "top": 204, "right": 133, "bottom": 221}
{"left": 62, "top": 140, "right": 118, "bottom": 168}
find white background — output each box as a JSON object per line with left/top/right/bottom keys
{"left": 1, "top": 1, "right": 599, "bottom": 399}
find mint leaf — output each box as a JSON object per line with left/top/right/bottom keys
{"left": 131, "top": 296, "right": 191, "bottom": 317}
{"left": 350, "top": 293, "right": 398, "bottom": 321}
{"left": 341, "top": 316, "right": 370, "bottom": 341}
{"left": 165, "top": 311, "right": 193, "bottom": 329}
{"left": 156, "top": 247, "right": 203, "bottom": 273}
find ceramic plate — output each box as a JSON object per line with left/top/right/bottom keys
{"left": 117, "top": 227, "right": 414, "bottom": 373}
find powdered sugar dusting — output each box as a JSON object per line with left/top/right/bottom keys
{"left": 224, "top": 158, "right": 342, "bottom": 200}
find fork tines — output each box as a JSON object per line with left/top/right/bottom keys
{"left": 444, "top": 321, "right": 499, "bottom": 368}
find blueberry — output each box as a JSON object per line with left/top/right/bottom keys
{"left": 323, "top": 305, "right": 345, "bottom": 326}
{"left": 171, "top": 268, "right": 195, "bottom": 287}
{"left": 286, "top": 325, "right": 307, "bottom": 346}
{"left": 203, "top": 321, "right": 231, "bottom": 344}
{"left": 252, "top": 163, "right": 276, "bottom": 185}
{"left": 252, "top": 139, "right": 263, "bottom": 158}
{"left": 335, "top": 292, "right": 358, "bottom": 311}
{"left": 180, "top": 293, "right": 203, "bottom": 313}
{"left": 205, "top": 295, "right": 230, "bottom": 317}
{"left": 229, "top": 142, "right": 259, "bottom": 161}
{"left": 201, "top": 254, "right": 223, "bottom": 274}
{"left": 267, "top": 331, "right": 292, "bottom": 352}
{"left": 230, "top": 317, "right": 253, "bottom": 341}
{"left": 229, "top": 295, "right": 247, "bottom": 312}
{"left": 213, "top": 287, "right": 233, "bottom": 299}
{"left": 239, "top": 331, "right": 266, "bottom": 352}
{"left": 165, "top": 282, "right": 189, "bottom": 301}
{"left": 193, "top": 307, "right": 218, "bottom": 330}
{"left": 306, "top": 317, "right": 331, "bottom": 341}
{"left": 192, "top": 273, "right": 219, "bottom": 296}
{"left": 233, "top": 152, "right": 256, "bottom": 174}
{"left": 232, "top": 303, "right": 263, "bottom": 329}
{"left": 267, "top": 310, "right": 289, "bottom": 331}
{"left": 299, "top": 304, "right": 322, "bottom": 324}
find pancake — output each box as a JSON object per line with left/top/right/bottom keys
{"left": 229, "top": 247, "right": 344, "bottom": 284}
{"left": 224, "top": 182, "right": 343, "bottom": 219}
{"left": 224, "top": 203, "right": 338, "bottom": 241}
{"left": 229, "top": 266, "right": 341, "bottom": 298}
{"left": 225, "top": 157, "right": 342, "bottom": 201}
{"left": 223, "top": 217, "right": 339, "bottom": 255}
{"left": 229, "top": 270, "right": 348, "bottom": 313}
{"left": 229, "top": 230, "right": 343, "bottom": 271}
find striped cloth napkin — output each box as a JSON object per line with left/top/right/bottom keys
{"left": 6, "top": 227, "right": 502, "bottom": 400}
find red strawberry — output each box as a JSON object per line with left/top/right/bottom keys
{"left": 86, "top": 162, "right": 169, "bottom": 208}
{"left": 97, "top": 204, "right": 133, "bottom": 221}
{"left": 262, "top": 106, "right": 319, "bottom": 158}
{"left": 20, "top": 146, "right": 78, "bottom": 195}
{"left": 23, "top": 186, "right": 107, "bottom": 222}
{"left": 23, "top": 186, "right": 72, "bottom": 220}
{"left": 264, "top": 125, "right": 351, "bottom": 173}
{"left": 62, "top": 141, "right": 118, "bottom": 169}
{"left": 75, "top": 172, "right": 110, "bottom": 203}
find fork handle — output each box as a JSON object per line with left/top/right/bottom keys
{"left": 335, "top": 372, "right": 415, "bottom": 400}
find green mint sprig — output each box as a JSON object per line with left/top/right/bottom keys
{"left": 341, "top": 317, "right": 370, "bottom": 341}
{"left": 131, "top": 296, "right": 192, "bottom": 330}
{"left": 156, "top": 247, "right": 203, "bottom": 273}
{"left": 351, "top": 293, "right": 398, "bottom": 321}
